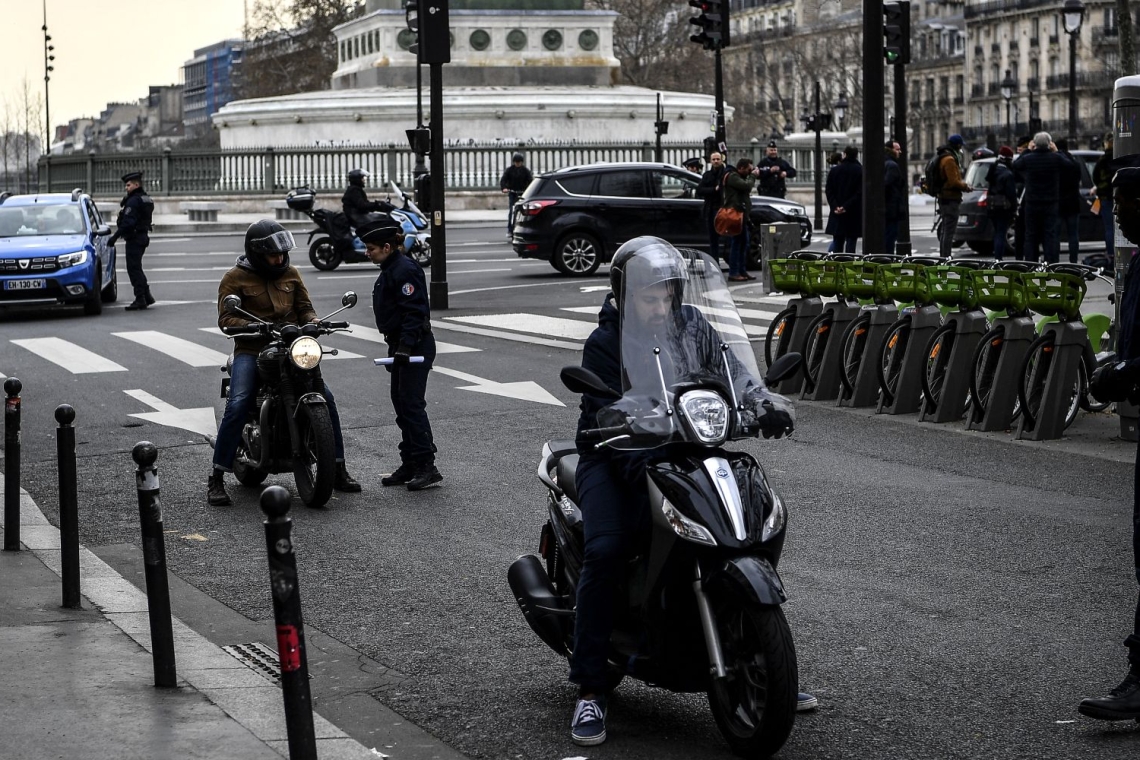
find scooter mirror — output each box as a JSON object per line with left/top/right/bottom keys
{"left": 764, "top": 352, "right": 802, "bottom": 385}
{"left": 560, "top": 365, "right": 621, "bottom": 399}
{"left": 341, "top": 291, "right": 358, "bottom": 308}
{"left": 222, "top": 294, "right": 243, "bottom": 314}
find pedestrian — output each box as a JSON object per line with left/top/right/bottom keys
{"left": 342, "top": 168, "right": 386, "bottom": 230}
{"left": 884, "top": 141, "right": 905, "bottom": 255}
{"left": 1012, "top": 132, "right": 1072, "bottom": 263}
{"left": 680, "top": 157, "right": 703, "bottom": 198}
{"left": 209, "top": 221, "right": 361, "bottom": 506}
{"left": 756, "top": 140, "right": 797, "bottom": 199}
{"left": 826, "top": 145, "right": 863, "bottom": 254}
{"left": 107, "top": 170, "right": 155, "bottom": 311}
{"left": 696, "top": 152, "right": 728, "bottom": 263}
{"left": 1077, "top": 164, "right": 1140, "bottom": 722}
{"left": 722, "top": 157, "right": 757, "bottom": 281}
{"left": 1055, "top": 139, "right": 1085, "bottom": 263}
{"left": 934, "top": 134, "right": 972, "bottom": 258}
{"left": 824, "top": 152, "right": 843, "bottom": 252}
{"left": 1092, "top": 135, "right": 1116, "bottom": 256}
{"left": 987, "top": 146, "right": 1018, "bottom": 260}
{"left": 360, "top": 216, "right": 442, "bottom": 491}
{"left": 500, "top": 152, "right": 533, "bottom": 239}
{"left": 1012, "top": 135, "right": 1032, "bottom": 257}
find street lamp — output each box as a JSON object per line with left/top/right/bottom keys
{"left": 835, "top": 91, "right": 849, "bottom": 131}
{"left": 1000, "top": 70, "right": 1016, "bottom": 146}
{"left": 1061, "top": 0, "right": 1084, "bottom": 141}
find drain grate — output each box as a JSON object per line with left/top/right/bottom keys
{"left": 222, "top": 642, "right": 284, "bottom": 685}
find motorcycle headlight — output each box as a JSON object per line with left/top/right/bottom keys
{"left": 762, "top": 490, "right": 786, "bottom": 543}
{"left": 57, "top": 250, "right": 88, "bottom": 268}
{"left": 661, "top": 498, "right": 717, "bottom": 546}
{"left": 679, "top": 390, "right": 729, "bottom": 444}
{"left": 289, "top": 336, "right": 322, "bottom": 370}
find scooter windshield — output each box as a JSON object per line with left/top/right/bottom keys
{"left": 599, "top": 246, "right": 763, "bottom": 450}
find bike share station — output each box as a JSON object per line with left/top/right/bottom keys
{"left": 801, "top": 254, "right": 864, "bottom": 402}
{"left": 967, "top": 267, "right": 1037, "bottom": 433}
{"left": 766, "top": 254, "right": 826, "bottom": 396}
{"left": 1114, "top": 76, "right": 1140, "bottom": 442}
{"left": 919, "top": 262, "right": 992, "bottom": 423}
{"left": 876, "top": 259, "right": 944, "bottom": 416}
{"left": 836, "top": 256, "right": 902, "bottom": 408}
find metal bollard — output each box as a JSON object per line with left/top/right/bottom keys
{"left": 132, "top": 442, "right": 177, "bottom": 688}
{"left": 4, "top": 378, "right": 21, "bottom": 551}
{"left": 56, "top": 404, "right": 80, "bottom": 609}
{"left": 261, "top": 485, "right": 317, "bottom": 760}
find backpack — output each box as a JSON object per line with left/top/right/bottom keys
{"left": 921, "top": 153, "right": 945, "bottom": 198}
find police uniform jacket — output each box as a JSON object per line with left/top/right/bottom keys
{"left": 217, "top": 257, "right": 317, "bottom": 357}
{"left": 373, "top": 250, "right": 430, "bottom": 348}
{"left": 756, "top": 156, "right": 797, "bottom": 198}
{"left": 115, "top": 187, "right": 154, "bottom": 243}
{"left": 342, "top": 185, "right": 383, "bottom": 229}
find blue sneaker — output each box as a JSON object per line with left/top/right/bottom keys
{"left": 797, "top": 692, "right": 819, "bottom": 712}
{"left": 570, "top": 696, "right": 607, "bottom": 746}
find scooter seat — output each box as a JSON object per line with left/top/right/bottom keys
{"left": 556, "top": 454, "right": 581, "bottom": 505}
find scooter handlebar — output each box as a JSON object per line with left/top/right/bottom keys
{"left": 374, "top": 356, "right": 426, "bottom": 365}
{"left": 577, "top": 425, "right": 628, "bottom": 442}
{"left": 221, "top": 324, "right": 265, "bottom": 336}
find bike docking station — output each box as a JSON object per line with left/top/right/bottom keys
{"left": 765, "top": 252, "right": 826, "bottom": 396}
{"left": 800, "top": 253, "right": 864, "bottom": 402}
{"left": 836, "top": 255, "right": 904, "bottom": 408}
{"left": 919, "top": 262, "right": 993, "bottom": 424}
{"left": 876, "top": 257, "right": 945, "bottom": 416}
{"left": 1016, "top": 271, "right": 1089, "bottom": 441}
{"left": 967, "top": 265, "right": 1037, "bottom": 432}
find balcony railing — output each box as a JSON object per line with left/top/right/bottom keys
{"left": 1029, "top": 36, "right": 1039, "bottom": 47}
{"left": 1026, "top": 76, "right": 1040, "bottom": 91}
{"left": 1048, "top": 34, "right": 1060, "bottom": 44}
{"left": 964, "top": 0, "right": 1056, "bottom": 19}
{"left": 991, "top": 42, "right": 1002, "bottom": 52}
{"left": 974, "top": 44, "right": 984, "bottom": 56}
{"left": 971, "top": 83, "right": 985, "bottom": 97}
{"left": 1093, "top": 25, "right": 1120, "bottom": 43}
{"left": 1045, "top": 70, "right": 1119, "bottom": 89}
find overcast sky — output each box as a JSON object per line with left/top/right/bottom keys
{"left": 1, "top": 0, "right": 246, "bottom": 130}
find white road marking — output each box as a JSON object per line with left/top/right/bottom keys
{"left": 433, "top": 366, "right": 564, "bottom": 406}
{"left": 449, "top": 281, "right": 584, "bottom": 296}
{"left": 430, "top": 321, "right": 583, "bottom": 350}
{"left": 443, "top": 313, "right": 594, "bottom": 340}
{"left": 316, "top": 266, "right": 511, "bottom": 281}
{"left": 580, "top": 285, "right": 611, "bottom": 293}
{"left": 338, "top": 323, "right": 479, "bottom": 354}
{"left": 113, "top": 331, "right": 230, "bottom": 367}
{"left": 195, "top": 327, "right": 367, "bottom": 360}
{"left": 560, "top": 306, "right": 600, "bottom": 314}
{"left": 124, "top": 389, "right": 217, "bottom": 437}
{"left": 11, "top": 338, "right": 127, "bottom": 374}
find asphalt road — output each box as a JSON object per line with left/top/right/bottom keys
{"left": 1, "top": 223, "right": 1137, "bottom": 759}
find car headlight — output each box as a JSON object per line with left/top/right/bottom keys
{"left": 57, "top": 250, "right": 88, "bottom": 268}
{"left": 769, "top": 203, "right": 804, "bottom": 217}
{"left": 661, "top": 497, "right": 717, "bottom": 546}
{"left": 762, "top": 490, "right": 786, "bottom": 542}
{"left": 679, "top": 390, "right": 729, "bottom": 444}
{"left": 289, "top": 336, "right": 322, "bottom": 370}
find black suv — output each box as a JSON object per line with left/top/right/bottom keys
{"left": 511, "top": 162, "right": 813, "bottom": 275}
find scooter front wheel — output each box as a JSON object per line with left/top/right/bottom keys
{"left": 410, "top": 238, "right": 432, "bottom": 267}
{"left": 309, "top": 237, "right": 343, "bottom": 271}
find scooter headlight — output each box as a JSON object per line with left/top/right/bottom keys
{"left": 762, "top": 490, "right": 786, "bottom": 543}
{"left": 289, "top": 336, "right": 322, "bottom": 370}
{"left": 661, "top": 497, "right": 717, "bottom": 546}
{"left": 678, "top": 390, "right": 729, "bottom": 444}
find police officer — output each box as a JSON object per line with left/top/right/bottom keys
{"left": 342, "top": 168, "right": 385, "bottom": 230}
{"left": 755, "top": 140, "right": 797, "bottom": 199}
{"left": 359, "top": 217, "right": 442, "bottom": 491}
{"left": 107, "top": 170, "right": 154, "bottom": 310}
{"left": 1078, "top": 165, "right": 1140, "bottom": 721}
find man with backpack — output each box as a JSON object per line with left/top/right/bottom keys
{"left": 926, "top": 134, "right": 971, "bottom": 258}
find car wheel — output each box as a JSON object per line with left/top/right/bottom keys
{"left": 100, "top": 263, "right": 118, "bottom": 303}
{"left": 83, "top": 264, "right": 103, "bottom": 316}
{"left": 553, "top": 232, "right": 602, "bottom": 276}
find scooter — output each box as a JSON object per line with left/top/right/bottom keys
{"left": 388, "top": 180, "right": 432, "bottom": 267}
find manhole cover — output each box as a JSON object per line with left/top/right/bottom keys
{"left": 222, "top": 642, "right": 285, "bottom": 685}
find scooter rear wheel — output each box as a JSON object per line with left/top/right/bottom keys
{"left": 309, "top": 237, "right": 343, "bottom": 271}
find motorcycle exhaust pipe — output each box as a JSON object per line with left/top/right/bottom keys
{"left": 507, "top": 554, "right": 572, "bottom": 656}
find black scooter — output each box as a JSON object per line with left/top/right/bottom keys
{"left": 508, "top": 352, "right": 803, "bottom": 759}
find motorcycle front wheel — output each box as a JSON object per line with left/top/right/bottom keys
{"left": 409, "top": 238, "right": 431, "bottom": 267}
{"left": 293, "top": 403, "right": 336, "bottom": 508}
{"left": 707, "top": 602, "right": 797, "bottom": 759}
{"left": 309, "top": 237, "right": 343, "bottom": 271}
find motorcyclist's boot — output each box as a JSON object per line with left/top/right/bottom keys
{"left": 1078, "top": 671, "right": 1140, "bottom": 720}
{"left": 381, "top": 463, "right": 415, "bottom": 486}
{"left": 406, "top": 462, "right": 442, "bottom": 491}
{"left": 207, "top": 472, "right": 232, "bottom": 507}
{"left": 334, "top": 461, "right": 362, "bottom": 492}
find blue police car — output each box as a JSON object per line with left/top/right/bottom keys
{"left": 0, "top": 189, "right": 117, "bottom": 315}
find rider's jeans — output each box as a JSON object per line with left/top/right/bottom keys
{"left": 213, "top": 353, "right": 346, "bottom": 471}
{"left": 569, "top": 454, "right": 650, "bottom": 694}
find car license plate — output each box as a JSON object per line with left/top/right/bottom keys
{"left": 959, "top": 216, "right": 969, "bottom": 225}
{"left": 4, "top": 279, "right": 45, "bottom": 290}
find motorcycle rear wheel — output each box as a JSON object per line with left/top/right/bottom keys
{"left": 293, "top": 403, "right": 336, "bottom": 508}
{"left": 232, "top": 442, "right": 268, "bottom": 487}
{"left": 707, "top": 602, "right": 797, "bottom": 758}
{"left": 309, "top": 237, "right": 343, "bottom": 271}
{"left": 410, "top": 239, "right": 431, "bottom": 267}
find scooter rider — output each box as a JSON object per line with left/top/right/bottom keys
{"left": 208, "top": 220, "right": 361, "bottom": 506}
{"left": 567, "top": 237, "right": 805, "bottom": 746}
{"left": 342, "top": 168, "right": 385, "bottom": 229}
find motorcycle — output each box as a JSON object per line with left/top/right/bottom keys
{"left": 217, "top": 291, "right": 357, "bottom": 509}
{"left": 285, "top": 186, "right": 430, "bottom": 271}
{"left": 508, "top": 250, "right": 803, "bottom": 758}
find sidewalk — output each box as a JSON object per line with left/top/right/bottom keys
{"left": 0, "top": 484, "right": 378, "bottom": 760}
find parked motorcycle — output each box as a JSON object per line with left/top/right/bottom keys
{"left": 217, "top": 291, "right": 357, "bottom": 508}
{"left": 508, "top": 251, "right": 803, "bottom": 758}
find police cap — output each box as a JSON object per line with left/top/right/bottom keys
{"left": 357, "top": 217, "right": 404, "bottom": 246}
{"left": 766, "top": 140, "right": 778, "bottom": 148}
{"left": 121, "top": 171, "right": 143, "bottom": 184}
{"left": 682, "top": 157, "right": 703, "bottom": 169}
{"left": 1111, "top": 166, "right": 1140, "bottom": 197}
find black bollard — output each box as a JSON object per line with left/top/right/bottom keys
{"left": 4, "top": 378, "right": 21, "bottom": 551}
{"left": 56, "top": 404, "right": 80, "bottom": 609}
{"left": 132, "top": 442, "right": 177, "bottom": 688}
{"left": 261, "top": 485, "right": 317, "bottom": 760}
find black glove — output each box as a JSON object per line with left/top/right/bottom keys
{"left": 1089, "top": 360, "right": 1140, "bottom": 404}
{"left": 759, "top": 399, "right": 794, "bottom": 439}
{"left": 107, "top": 233, "right": 118, "bottom": 246}
{"left": 392, "top": 343, "right": 414, "bottom": 366}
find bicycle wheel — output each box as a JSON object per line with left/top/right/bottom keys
{"left": 970, "top": 327, "right": 1003, "bottom": 422}
{"left": 877, "top": 317, "right": 912, "bottom": 405}
{"left": 838, "top": 313, "right": 872, "bottom": 395}
{"left": 765, "top": 307, "right": 796, "bottom": 367}
{"left": 802, "top": 312, "right": 833, "bottom": 391}
{"left": 1018, "top": 334, "right": 1082, "bottom": 430}
{"left": 921, "top": 324, "right": 956, "bottom": 413}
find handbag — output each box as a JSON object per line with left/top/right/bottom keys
{"left": 714, "top": 207, "right": 744, "bottom": 236}
{"left": 987, "top": 193, "right": 1011, "bottom": 211}
{"left": 1090, "top": 197, "right": 1101, "bottom": 215}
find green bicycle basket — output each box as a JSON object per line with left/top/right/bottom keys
{"left": 969, "top": 270, "right": 1028, "bottom": 314}
{"left": 768, "top": 258, "right": 810, "bottom": 294}
{"left": 838, "top": 260, "right": 886, "bottom": 301}
{"left": 1021, "top": 272, "right": 1086, "bottom": 319}
{"left": 877, "top": 262, "right": 933, "bottom": 305}
{"left": 923, "top": 265, "right": 980, "bottom": 310}
{"left": 802, "top": 259, "right": 844, "bottom": 298}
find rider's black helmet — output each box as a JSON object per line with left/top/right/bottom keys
{"left": 609, "top": 237, "right": 689, "bottom": 306}
{"left": 972, "top": 147, "right": 995, "bottom": 161}
{"left": 512, "top": 152, "right": 525, "bottom": 162}
{"left": 244, "top": 219, "right": 293, "bottom": 280}
{"left": 347, "top": 168, "right": 369, "bottom": 185}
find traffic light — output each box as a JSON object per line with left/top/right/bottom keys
{"left": 689, "top": 0, "right": 729, "bottom": 51}
{"left": 883, "top": 2, "right": 910, "bottom": 65}
{"left": 405, "top": 0, "right": 451, "bottom": 64}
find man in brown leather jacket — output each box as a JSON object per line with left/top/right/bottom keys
{"left": 208, "top": 220, "right": 361, "bottom": 506}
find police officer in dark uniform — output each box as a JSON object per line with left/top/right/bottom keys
{"left": 755, "top": 140, "right": 797, "bottom": 199}
{"left": 107, "top": 170, "right": 155, "bottom": 310}
{"left": 359, "top": 217, "right": 442, "bottom": 491}
{"left": 342, "top": 168, "right": 385, "bottom": 229}
{"left": 1078, "top": 166, "right": 1140, "bottom": 721}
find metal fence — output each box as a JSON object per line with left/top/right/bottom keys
{"left": 36, "top": 142, "right": 796, "bottom": 197}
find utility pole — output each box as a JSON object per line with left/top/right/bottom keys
{"left": 42, "top": 0, "right": 54, "bottom": 155}
{"left": 862, "top": 0, "right": 886, "bottom": 254}
{"left": 689, "top": 0, "right": 729, "bottom": 146}
{"left": 886, "top": 1, "right": 912, "bottom": 256}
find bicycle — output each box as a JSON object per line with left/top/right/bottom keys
{"left": 800, "top": 252, "right": 863, "bottom": 394}
{"left": 836, "top": 254, "right": 904, "bottom": 397}
{"left": 875, "top": 255, "right": 947, "bottom": 409}
{"left": 764, "top": 251, "right": 826, "bottom": 367}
